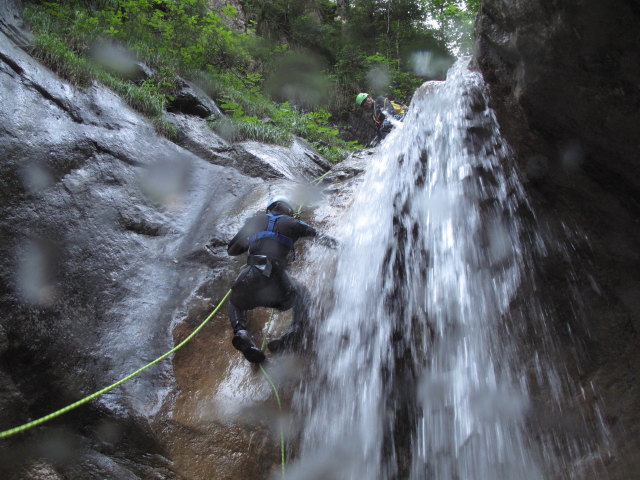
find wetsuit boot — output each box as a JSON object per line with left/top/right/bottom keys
{"left": 232, "top": 330, "right": 266, "bottom": 363}
{"left": 228, "top": 301, "right": 265, "bottom": 363}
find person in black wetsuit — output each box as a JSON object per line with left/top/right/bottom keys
{"left": 226, "top": 195, "right": 338, "bottom": 363}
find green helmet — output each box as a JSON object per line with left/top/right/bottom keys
{"left": 355, "top": 93, "right": 369, "bottom": 106}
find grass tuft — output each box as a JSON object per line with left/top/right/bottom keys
{"left": 32, "top": 33, "right": 94, "bottom": 86}
{"left": 151, "top": 116, "right": 180, "bottom": 140}
{"left": 94, "top": 70, "right": 166, "bottom": 117}
{"left": 208, "top": 117, "right": 291, "bottom": 145}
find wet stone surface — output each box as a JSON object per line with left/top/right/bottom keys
{"left": 167, "top": 77, "right": 222, "bottom": 118}
{"left": 0, "top": 7, "right": 332, "bottom": 478}
{"left": 475, "top": 1, "right": 640, "bottom": 477}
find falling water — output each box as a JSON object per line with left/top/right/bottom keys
{"left": 288, "top": 59, "right": 608, "bottom": 479}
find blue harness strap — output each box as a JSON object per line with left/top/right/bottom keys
{"left": 247, "top": 214, "right": 294, "bottom": 249}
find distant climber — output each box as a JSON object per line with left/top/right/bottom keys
{"left": 356, "top": 92, "right": 407, "bottom": 142}
{"left": 226, "top": 196, "right": 338, "bottom": 363}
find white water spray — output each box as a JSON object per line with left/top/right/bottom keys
{"left": 287, "top": 59, "right": 607, "bottom": 480}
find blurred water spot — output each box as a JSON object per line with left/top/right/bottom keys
{"left": 16, "top": 240, "right": 58, "bottom": 306}
{"left": 265, "top": 53, "right": 330, "bottom": 109}
{"left": 468, "top": 385, "right": 529, "bottom": 422}
{"left": 366, "top": 64, "right": 390, "bottom": 92}
{"left": 290, "top": 184, "right": 324, "bottom": 213}
{"left": 139, "top": 155, "right": 190, "bottom": 209}
{"left": 33, "top": 429, "right": 79, "bottom": 464}
{"left": 90, "top": 42, "right": 140, "bottom": 79}
{"left": 524, "top": 154, "right": 549, "bottom": 182}
{"left": 95, "top": 420, "right": 124, "bottom": 446}
{"left": 410, "top": 50, "right": 451, "bottom": 78}
{"left": 425, "top": 186, "right": 452, "bottom": 225}
{"left": 216, "top": 119, "right": 239, "bottom": 142}
{"left": 281, "top": 440, "right": 358, "bottom": 480}
{"left": 264, "top": 354, "right": 304, "bottom": 386}
{"left": 561, "top": 141, "right": 585, "bottom": 171}
{"left": 418, "top": 373, "right": 449, "bottom": 405}
{"left": 62, "top": 167, "right": 92, "bottom": 194}
{"left": 240, "top": 402, "right": 295, "bottom": 441}
{"left": 487, "top": 218, "right": 511, "bottom": 265}
{"left": 20, "top": 162, "right": 53, "bottom": 193}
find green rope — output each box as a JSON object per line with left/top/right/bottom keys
{"left": 312, "top": 169, "right": 331, "bottom": 185}
{"left": 260, "top": 309, "right": 286, "bottom": 479}
{"left": 260, "top": 364, "right": 286, "bottom": 479}
{"left": 0, "top": 289, "right": 233, "bottom": 439}
{"left": 266, "top": 168, "right": 332, "bottom": 476}
{"left": 261, "top": 309, "right": 276, "bottom": 350}
{"left": 1, "top": 162, "right": 334, "bottom": 457}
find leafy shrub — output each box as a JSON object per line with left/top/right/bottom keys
{"left": 22, "top": 0, "right": 360, "bottom": 160}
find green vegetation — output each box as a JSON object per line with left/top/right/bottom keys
{"left": 208, "top": 117, "right": 291, "bottom": 145}
{"left": 424, "top": 0, "right": 480, "bottom": 55}
{"left": 208, "top": 101, "right": 357, "bottom": 162}
{"left": 31, "top": 32, "right": 93, "bottom": 85}
{"left": 242, "top": 0, "right": 479, "bottom": 106}
{"left": 30, "top": 29, "right": 171, "bottom": 132}
{"left": 22, "top": 0, "right": 479, "bottom": 160}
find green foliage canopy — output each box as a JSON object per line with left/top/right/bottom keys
{"left": 22, "top": 0, "right": 479, "bottom": 157}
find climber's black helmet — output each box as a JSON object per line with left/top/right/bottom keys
{"left": 266, "top": 195, "right": 294, "bottom": 216}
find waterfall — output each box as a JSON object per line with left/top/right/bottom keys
{"left": 286, "top": 59, "right": 607, "bottom": 480}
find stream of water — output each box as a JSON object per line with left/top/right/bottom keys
{"left": 288, "top": 59, "right": 608, "bottom": 479}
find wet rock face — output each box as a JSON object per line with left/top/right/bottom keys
{"left": 0, "top": 4, "right": 329, "bottom": 478}
{"left": 0, "top": 0, "right": 31, "bottom": 47}
{"left": 167, "top": 77, "right": 223, "bottom": 118}
{"left": 475, "top": 0, "right": 640, "bottom": 182}
{"left": 233, "top": 139, "right": 331, "bottom": 180}
{"left": 165, "top": 112, "right": 330, "bottom": 180}
{"left": 475, "top": 1, "right": 640, "bottom": 477}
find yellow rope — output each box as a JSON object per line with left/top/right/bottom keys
{"left": 0, "top": 289, "right": 233, "bottom": 439}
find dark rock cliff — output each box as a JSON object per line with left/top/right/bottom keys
{"left": 0, "top": 1, "right": 328, "bottom": 478}
{"left": 475, "top": 1, "right": 640, "bottom": 477}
